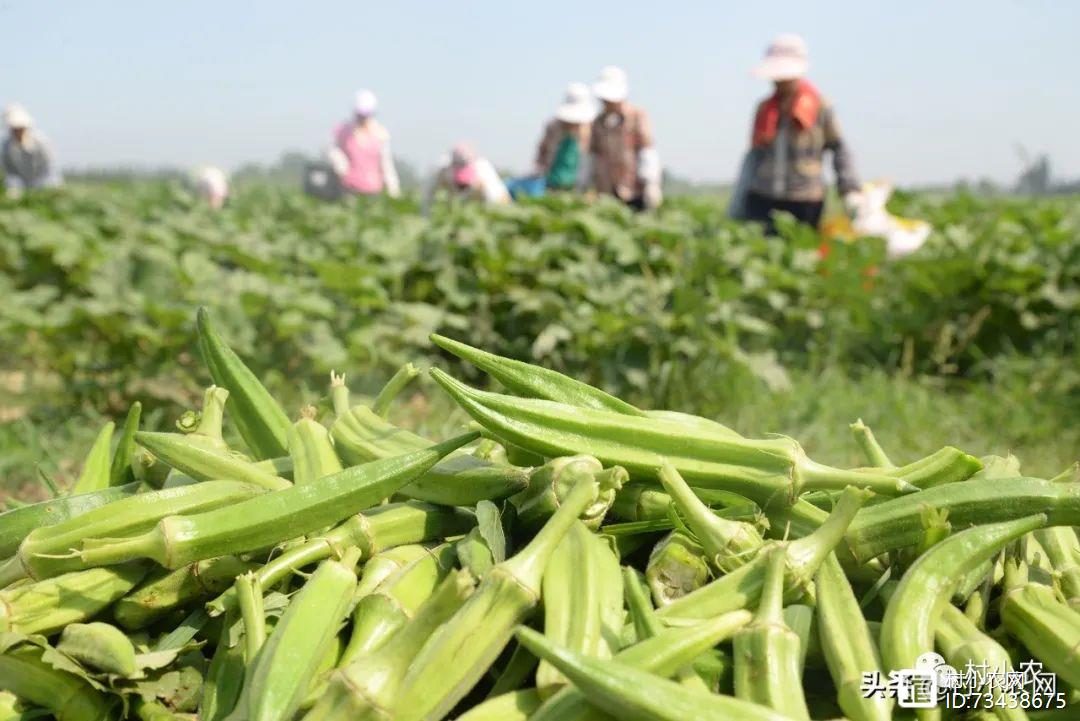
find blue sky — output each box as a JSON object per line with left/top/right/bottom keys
{"left": 4, "top": 1, "right": 1076, "bottom": 185}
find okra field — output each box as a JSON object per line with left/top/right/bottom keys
{"left": 1, "top": 183, "right": 1079, "bottom": 721}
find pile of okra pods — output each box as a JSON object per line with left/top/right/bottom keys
{"left": 2, "top": 308, "right": 1078, "bottom": 721}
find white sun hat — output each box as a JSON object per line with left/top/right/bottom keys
{"left": 354, "top": 89, "right": 378, "bottom": 116}
{"left": 752, "top": 33, "right": 809, "bottom": 81}
{"left": 4, "top": 103, "right": 33, "bottom": 129}
{"left": 555, "top": 82, "right": 596, "bottom": 124}
{"left": 593, "top": 65, "right": 629, "bottom": 103}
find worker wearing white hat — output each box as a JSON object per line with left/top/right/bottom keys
{"left": 585, "top": 66, "right": 662, "bottom": 210}
{"left": 3, "top": 104, "right": 62, "bottom": 198}
{"left": 327, "top": 89, "right": 401, "bottom": 198}
{"left": 531, "top": 82, "right": 596, "bottom": 193}
{"left": 735, "top": 34, "right": 860, "bottom": 230}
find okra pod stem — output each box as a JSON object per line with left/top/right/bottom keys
{"left": 849, "top": 418, "right": 894, "bottom": 468}
{"left": 371, "top": 363, "right": 420, "bottom": 418}
{"left": 658, "top": 463, "right": 764, "bottom": 572}
{"left": 512, "top": 455, "right": 625, "bottom": 530}
{"left": 78, "top": 433, "right": 476, "bottom": 570}
{"left": 235, "top": 571, "right": 265, "bottom": 663}
{"left": 196, "top": 306, "right": 292, "bottom": 459}
{"left": 645, "top": 531, "right": 710, "bottom": 606}
{"left": 70, "top": 422, "right": 115, "bottom": 495}
{"left": 610, "top": 482, "right": 752, "bottom": 522}
{"left": 205, "top": 501, "right": 474, "bottom": 617}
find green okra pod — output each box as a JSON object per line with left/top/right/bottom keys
{"left": 610, "top": 482, "right": 752, "bottom": 522}
{"left": 113, "top": 555, "right": 255, "bottom": 630}
{"left": 0, "top": 644, "right": 117, "bottom": 721}
{"left": 305, "top": 569, "right": 477, "bottom": 721}
{"left": 0, "top": 482, "right": 143, "bottom": 560}
{"left": 0, "top": 563, "right": 149, "bottom": 635}
{"left": 430, "top": 333, "right": 642, "bottom": 415}
{"left": 196, "top": 306, "right": 292, "bottom": 459}
{"left": 642, "top": 409, "right": 743, "bottom": 437}
{"left": 199, "top": 614, "right": 246, "bottom": 721}
{"left": 1000, "top": 557, "right": 1080, "bottom": 691}
{"left": 814, "top": 552, "right": 891, "bottom": 721}
{"left": 733, "top": 546, "right": 810, "bottom": 719}
{"left": 70, "top": 422, "right": 115, "bottom": 495}
{"left": 353, "top": 544, "right": 433, "bottom": 600}
{"left": 658, "top": 486, "right": 870, "bottom": 622}
{"left": 535, "top": 520, "right": 623, "bottom": 697}
{"left": 339, "top": 542, "right": 458, "bottom": 666}
{"left": 16, "top": 480, "right": 265, "bottom": 580}
{"left": 235, "top": 571, "right": 266, "bottom": 663}
{"left": 391, "top": 474, "right": 604, "bottom": 721}
{"left": 658, "top": 463, "right": 764, "bottom": 573}
{"left": 455, "top": 690, "right": 542, "bottom": 721}
{"left": 645, "top": 531, "right": 711, "bottom": 607}
{"left": 288, "top": 409, "right": 343, "bottom": 485}
{"left": 528, "top": 608, "right": 752, "bottom": 721}
{"left": 1032, "top": 527, "right": 1080, "bottom": 607}
{"left": 430, "top": 368, "right": 916, "bottom": 506}
{"left": 205, "top": 501, "right": 475, "bottom": 617}
{"left": 516, "top": 626, "right": 794, "bottom": 721}
{"left": 934, "top": 601, "right": 1027, "bottom": 721}
{"left": 77, "top": 434, "right": 476, "bottom": 570}
{"left": 134, "top": 431, "right": 290, "bottom": 491}
{"left": 881, "top": 515, "right": 1047, "bottom": 721}
{"left": 845, "top": 478, "right": 1080, "bottom": 563}
{"left": 109, "top": 401, "right": 143, "bottom": 486}
{"left": 235, "top": 548, "right": 362, "bottom": 721}
{"left": 56, "top": 622, "right": 138, "bottom": 677}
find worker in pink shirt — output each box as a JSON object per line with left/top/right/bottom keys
{"left": 328, "top": 90, "right": 401, "bottom": 198}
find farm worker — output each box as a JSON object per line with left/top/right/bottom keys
{"left": 193, "top": 166, "right": 229, "bottom": 209}
{"left": 3, "top": 104, "right": 62, "bottom": 198}
{"left": 425, "top": 143, "right": 511, "bottom": 211}
{"left": 743, "top": 34, "right": 860, "bottom": 230}
{"left": 586, "top": 66, "right": 662, "bottom": 210}
{"left": 327, "top": 90, "right": 401, "bottom": 198}
{"left": 535, "top": 82, "right": 595, "bottom": 191}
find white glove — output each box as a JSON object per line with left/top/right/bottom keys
{"left": 643, "top": 183, "right": 663, "bottom": 210}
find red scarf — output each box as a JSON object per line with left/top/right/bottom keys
{"left": 752, "top": 80, "right": 821, "bottom": 148}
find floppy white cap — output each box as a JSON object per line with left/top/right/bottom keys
{"left": 555, "top": 82, "right": 596, "bottom": 124}
{"left": 752, "top": 33, "right": 809, "bottom": 81}
{"left": 4, "top": 103, "right": 33, "bottom": 129}
{"left": 593, "top": 65, "right": 629, "bottom": 103}
{"left": 354, "top": 89, "right": 378, "bottom": 116}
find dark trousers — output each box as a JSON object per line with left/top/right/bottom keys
{"left": 745, "top": 191, "right": 824, "bottom": 233}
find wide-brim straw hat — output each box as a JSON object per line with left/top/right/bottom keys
{"left": 4, "top": 104, "right": 33, "bottom": 129}
{"left": 592, "top": 65, "right": 629, "bottom": 103}
{"left": 752, "top": 33, "right": 809, "bottom": 81}
{"left": 555, "top": 82, "right": 596, "bottom": 124}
